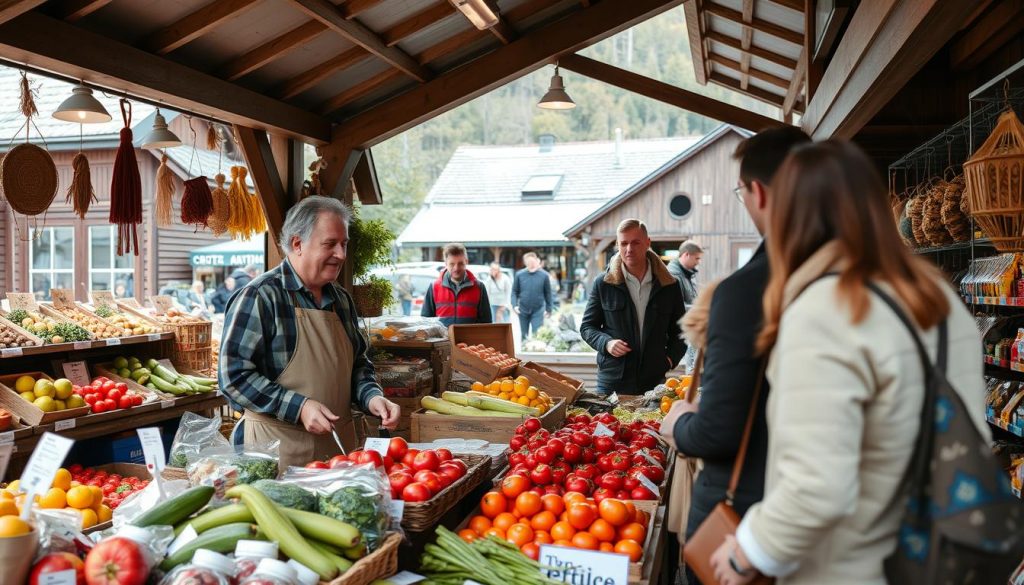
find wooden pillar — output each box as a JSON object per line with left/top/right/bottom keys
{"left": 235, "top": 126, "right": 289, "bottom": 272}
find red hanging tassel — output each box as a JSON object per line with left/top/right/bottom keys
{"left": 109, "top": 99, "right": 142, "bottom": 256}
{"left": 181, "top": 176, "right": 213, "bottom": 227}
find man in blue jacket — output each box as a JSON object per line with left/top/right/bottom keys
{"left": 512, "top": 252, "right": 553, "bottom": 341}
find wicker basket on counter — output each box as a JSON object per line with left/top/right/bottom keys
{"left": 401, "top": 453, "right": 491, "bottom": 532}
{"left": 324, "top": 533, "right": 400, "bottom": 585}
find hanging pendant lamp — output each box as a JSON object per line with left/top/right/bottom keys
{"left": 142, "top": 108, "right": 182, "bottom": 149}
{"left": 538, "top": 64, "right": 575, "bottom": 110}
{"left": 53, "top": 83, "right": 112, "bottom": 123}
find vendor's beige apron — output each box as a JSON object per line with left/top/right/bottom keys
{"left": 243, "top": 291, "right": 357, "bottom": 469}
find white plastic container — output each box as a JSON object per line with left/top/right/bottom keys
{"left": 160, "top": 549, "right": 237, "bottom": 585}
{"left": 239, "top": 558, "right": 297, "bottom": 585}
{"left": 234, "top": 539, "right": 280, "bottom": 582}
{"left": 286, "top": 560, "right": 320, "bottom": 585}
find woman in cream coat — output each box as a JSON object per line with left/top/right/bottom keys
{"left": 709, "top": 141, "right": 987, "bottom": 585}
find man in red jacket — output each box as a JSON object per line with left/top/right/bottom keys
{"left": 421, "top": 243, "right": 492, "bottom": 326}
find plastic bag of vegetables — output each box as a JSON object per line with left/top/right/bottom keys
{"left": 187, "top": 443, "right": 280, "bottom": 503}
{"left": 168, "top": 412, "right": 231, "bottom": 468}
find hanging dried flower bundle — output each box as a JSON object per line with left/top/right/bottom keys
{"left": 207, "top": 173, "right": 230, "bottom": 236}
{"left": 109, "top": 99, "right": 142, "bottom": 255}
{"left": 155, "top": 153, "right": 175, "bottom": 227}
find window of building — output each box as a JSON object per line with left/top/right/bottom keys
{"left": 29, "top": 227, "right": 74, "bottom": 300}
{"left": 521, "top": 175, "right": 562, "bottom": 200}
{"left": 669, "top": 194, "right": 693, "bottom": 218}
{"left": 89, "top": 225, "right": 135, "bottom": 297}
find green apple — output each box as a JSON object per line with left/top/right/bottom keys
{"left": 53, "top": 378, "right": 73, "bottom": 400}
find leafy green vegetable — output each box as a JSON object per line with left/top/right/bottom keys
{"left": 50, "top": 322, "right": 91, "bottom": 342}
{"left": 229, "top": 454, "right": 278, "bottom": 484}
{"left": 94, "top": 304, "right": 115, "bottom": 318}
{"left": 169, "top": 449, "right": 189, "bottom": 468}
{"left": 251, "top": 479, "right": 317, "bottom": 512}
{"left": 6, "top": 309, "right": 28, "bottom": 324}
{"left": 319, "top": 486, "right": 388, "bottom": 552}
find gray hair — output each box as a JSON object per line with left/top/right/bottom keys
{"left": 279, "top": 196, "right": 352, "bottom": 256}
{"left": 679, "top": 240, "right": 702, "bottom": 255}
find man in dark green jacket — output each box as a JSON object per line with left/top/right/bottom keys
{"left": 580, "top": 219, "right": 686, "bottom": 396}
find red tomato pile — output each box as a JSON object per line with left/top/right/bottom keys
{"left": 68, "top": 464, "right": 149, "bottom": 510}
{"left": 304, "top": 437, "right": 469, "bottom": 502}
{"left": 504, "top": 412, "right": 667, "bottom": 501}
{"left": 76, "top": 377, "right": 144, "bottom": 414}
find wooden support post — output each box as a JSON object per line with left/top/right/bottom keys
{"left": 235, "top": 126, "right": 289, "bottom": 266}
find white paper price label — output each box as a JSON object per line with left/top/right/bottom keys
{"left": 73, "top": 341, "right": 92, "bottom": 350}
{"left": 390, "top": 499, "right": 405, "bottom": 520}
{"left": 167, "top": 525, "right": 198, "bottom": 556}
{"left": 637, "top": 472, "right": 661, "bottom": 497}
{"left": 7, "top": 292, "right": 38, "bottom": 312}
{"left": 608, "top": 392, "right": 620, "bottom": 405}
{"left": 137, "top": 427, "right": 166, "bottom": 474}
{"left": 62, "top": 361, "right": 91, "bottom": 387}
{"left": 594, "top": 422, "right": 615, "bottom": 437}
{"left": 147, "top": 333, "right": 162, "bottom": 342}
{"left": 54, "top": 419, "right": 76, "bottom": 431}
{"left": 364, "top": 437, "right": 390, "bottom": 457}
{"left": 0, "top": 444, "right": 12, "bottom": 481}
{"left": 37, "top": 570, "right": 76, "bottom": 585}
{"left": 1, "top": 347, "right": 23, "bottom": 357}
{"left": 105, "top": 337, "right": 121, "bottom": 346}
{"left": 20, "top": 432, "right": 74, "bottom": 519}
{"left": 0, "top": 431, "right": 13, "bottom": 445}
{"left": 388, "top": 571, "right": 426, "bottom": 585}
{"left": 161, "top": 400, "right": 175, "bottom": 409}
{"left": 539, "top": 545, "right": 629, "bottom": 584}
{"left": 638, "top": 449, "right": 661, "bottom": 466}
{"left": 91, "top": 291, "right": 116, "bottom": 307}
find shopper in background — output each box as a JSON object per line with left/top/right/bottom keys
{"left": 396, "top": 274, "right": 414, "bottom": 316}
{"left": 660, "top": 126, "right": 810, "bottom": 584}
{"left": 484, "top": 262, "right": 512, "bottom": 323}
{"left": 189, "top": 280, "right": 211, "bottom": 319}
{"left": 230, "top": 266, "right": 253, "bottom": 289}
{"left": 580, "top": 219, "right": 686, "bottom": 396}
{"left": 512, "top": 252, "right": 553, "bottom": 341}
{"left": 705, "top": 141, "right": 986, "bottom": 584}
{"left": 211, "top": 276, "right": 236, "bottom": 314}
{"left": 421, "top": 243, "right": 492, "bottom": 326}
{"left": 669, "top": 240, "right": 703, "bottom": 308}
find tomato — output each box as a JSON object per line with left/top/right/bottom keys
{"left": 523, "top": 417, "right": 542, "bottom": 433}
{"left": 401, "top": 482, "right": 431, "bottom": 502}
{"left": 328, "top": 455, "right": 349, "bottom": 469}
{"left": 529, "top": 464, "right": 552, "bottom": 486}
{"left": 413, "top": 470, "right": 442, "bottom": 494}
{"left": 402, "top": 449, "right": 420, "bottom": 467}
{"left": 388, "top": 471, "right": 414, "bottom": 499}
{"left": 593, "top": 436, "right": 616, "bottom": 453}
{"left": 634, "top": 433, "right": 658, "bottom": 450}
{"left": 581, "top": 447, "right": 597, "bottom": 464}
{"left": 386, "top": 437, "right": 408, "bottom": 461}
{"left": 101, "top": 484, "right": 116, "bottom": 495}
{"left": 509, "top": 436, "right": 527, "bottom": 451}
{"left": 118, "top": 396, "right": 132, "bottom": 410}
{"left": 390, "top": 462, "right": 409, "bottom": 473}
{"left": 630, "top": 486, "right": 656, "bottom": 500}
{"left": 438, "top": 462, "right": 465, "bottom": 484}
{"left": 114, "top": 382, "right": 128, "bottom": 393}
{"left": 412, "top": 450, "right": 440, "bottom": 472}
{"left": 520, "top": 542, "right": 540, "bottom": 561}
{"left": 562, "top": 443, "right": 582, "bottom": 463}
{"left": 101, "top": 381, "right": 116, "bottom": 394}
{"left": 102, "top": 399, "right": 116, "bottom": 411}
{"left": 434, "top": 448, "right": 453, "bottom": 463}
{"left": 575, "top": 464, "right": 598, "bottom": 481}
{"left": 305, "top": 460, "right": 329, "bottom": 469}
{"left": 598, "top": 471, "right": 625, "bottom": 491}
{"left": 445, "top": 459, "right": 468, "bottom": 475}
{"left": 592, "top": 487, "right": 614, "bottom": 504}
{"left": 571, "top": 431, "right": 592, "bottom": 447}
{"left": 92, "top": 401, "right": 107, "bottom": 414}
{"left": 31, "top": 552, "right": 85, "bottom": 585}
{"left": 544, "top": 484, "right": 564, "bottom": 496}
{"left": 480, "top": 491, "right": 507, "bottom": 518}
{"left": 356, "top": 450, "right": 384, "bottom": 468}
{"left": 564, "top": 475, "right": 593, "bottom": 495}
{"left": 84, "top": 394, "right": 100, "bottom": 407}
{"left": 545, "top": 438, "right": 565, "bottom": 456}
{"left": 84, "top": 537, "right": 148, "bottom": 585}
{"left": 130, "top": 395, "right": 143, "bottom": 407}
{"left": 637, "top": 465, "right": 665, "bottom": 484}
{"left": 533, "top": 447, "right": 555, "bottom": 465}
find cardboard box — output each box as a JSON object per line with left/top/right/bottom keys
{"left": 517, "top": 361, "right": 584, "bottom": 403}
{"left": 448, "top": 324, "right": 520, "bottom": 382}
{"left": 411, "top": 397, "right": 567, "bottom": 444}
{"left": 0, "top": 372, "right": 90, "bottom": 426}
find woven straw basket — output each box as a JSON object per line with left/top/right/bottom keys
{"left": 1, "top": 142, "right": 57, "bottom": 216}
{"left": 964, "top": 109, "right": 1024, "bottom": 251}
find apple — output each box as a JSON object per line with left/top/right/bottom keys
{"left": 31, "top": 553, "right": 85, "bottom": 585}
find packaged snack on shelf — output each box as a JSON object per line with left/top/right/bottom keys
{"left": 960, "top": 254, "right": 1019, "bottom": 297}
{"left": 368, "top": 316, "right": 448, "bottom": 342}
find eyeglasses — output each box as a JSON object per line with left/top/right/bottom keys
{"left": 733, "top": 183, "right": 748, "bottom": 203}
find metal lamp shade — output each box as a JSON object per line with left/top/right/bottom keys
{"left": 52, "top": 83, "right": 112, "bottom": 123}
{"left": 142, "top": 111, "right": 182, "bottom": 149}
{"left": 538, "top": 73, "right": 575, "bottom": 110}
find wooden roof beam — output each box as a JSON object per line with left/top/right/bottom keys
{"left": 0, "top": 11, "right": 331, "bottom": 143}
{"left": 767, "top": 0, "right": 803, "bottom": 11}
{"left": 951, "top": 0, "right": 1024, "bottom": 72}
{"left": 146, "top": 0, "right": 260, "bottom": 55}
{"left": 289, "top": 0, "right": 433, "bottom": 82}
{"left": 704, "top": 2, "right": 802, "bottom": 45}
{"left": 709, "top": 53, "right": 789, "bottom": 89}
{"left": 0, "top": 0, "right": 45, "bottom": 25}
{"left": 782, "top": 47, "right": 805, "bottom": 116}
{"left": 488, "top": 17, "right": 518, "bottom": 44}
{"left": 278, "top": 46, "right": 368, "bottom": 100}
{"left": 739, "top": 0, "right": 753, "bottom": 89}
{"left": 326, "top": 0, "right": 684, "bottom": 159}
{"left": 320, "top": 69, "right": 403, "bottom": 115}
{"left": 341, "top": 0, "right": 385, "bottom": 19}
{"left": 382, "top": 2, "right": 455, "bottom": 47}
{"left": 560, "top": 53, "right": 784, "bottom": 131}
{"left": 221, "top": 21, "right": 326, "bottom": 81}
{"left": 682, "top": 0, "right": 708, "bottom": 84}
{"left": 706, "top": 31, "right": 797, "bottom": 70}
{"left": 49, "top": 0, "right": 111, "bottom": 22}
{"left": 710, "top": 72, "right": 787, "bottom": 108}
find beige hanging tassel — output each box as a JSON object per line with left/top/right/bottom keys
{"left": 155, "top": 153, "right": 175, "bottom": 227}
{"left": 66, "top": 152, "right": 97, "bottom": 219}
{"left": 208, "top": 173, "right": 230, "bottom": 235}
{"left": 249, "top": 189, "right": 267, "bottom": 233}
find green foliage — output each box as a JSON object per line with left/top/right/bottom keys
{"left": 348, "top": 206, "right": 396, "bottom": 282}
{"left": 362, "top": 274, "right": 395, "bottom": 310}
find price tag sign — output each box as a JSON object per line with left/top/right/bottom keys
{"left": 73, "top": 341, "right": 92, "bottom": 350}
{"left": 0, "top": 431, "right": 13, "bottom": 445}
{"left": 147, "top": 333, "right": 162, "bottom": 342}
{"left": 105, "top": 337, "right": 121, "bottom": 346}
{"left": 161, "top": 400, "right": 175, "bottom": 409}
{"left": 594, "top": 422, "right": 615, "bottom": 437}
{"left": 390, "top": 499, "right": 405, "bottom": 521}
{"left": 54, "top": 419, "right": 76, "bottom": 432}
{"left": 364, "top": 437, "right": 390, "bottom": 457}
{"left": 20, "top": 432, "right": 74, "bottom": 519}
{"left": 37, "top": 570, "right": 76, "bottom": 585}
{"left": 7, "top": 292, "right": 38, "bottom": 312}
{"left": 49, "top": 289, "right": 76, "bottom": 309}
{"left": 137, "top": 427, "right": 166, "bottom": 474}
{"left": 167, "top": 525, "right": 198, "bottom": 556}
{"left": 608, "top": 392, "right": 620, "bottom": 405}
{"left": 91, "top": 291, "right": 116, "bottom": 307}
{"left": 538, "top": 545, "right": 629, "bottom": 584}
{"left": 1, "top": 347, "right": 23, "bottom": 357}
{"left": 637, "top": 472, "right": 661, "bottom": 498}
{"left": 62, "top": 361, "right": 91, "bottom": 387}
{"left": 150, "top": 296, "right": 175, "bottom": 315}
{"left": 638, "top": 449, "right": 661, "bottom": 466}
{"left": 0, "top": 444, "right": 12, "bottom": 481}
{"left": 388, "top": 571, "right": 426, "bottom": 585}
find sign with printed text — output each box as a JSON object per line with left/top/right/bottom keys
{"left": 20, "top": 432, "right": 74, "bottom": 519}
{"left": 539, "top": 545, "right": 629, "bottom": 585}
{"left": 637, "top": 473, "right": 660, "bottom": 498}
{"left": 54, "top": 419, "right": 76, "bottom": 431}
{"left": 637, "top": 449, "right": 661, "bottom": 466}
{"left": 364, "top": 437, "right": 390, "bottom": 457}
{"left": 7, "top": 292, "right": 38, "bottom": 312}
{"left": 390, "top": 499, "right": 405, "bottom": 520}
{"left": 91, "top": 290, "right": 116, "bottom": 308}
{"left": 0, "top": 444, "right": 12, "bottom": 481}
{"left": 608, "top": 392, "right": 619, "bottom": 405}
{"left": 37, "top": 570, "right": 76, "bottom": 585}
{"left": 73, "top": 341, "right": 92, "bottom": 350}
{"left": 49, "top": 289, "right": 75, "bottom": 309}
{"left": 387, "top": 571, "right": 425, "bottom": 585}
{"left": 150, "top": 296, "right": 175, "bottom": 315}
{"left": 121, "top": 298, "right": 142, "bottom": 309}
{"left": 594, "top": 422, "right": 615, "bottom": 437}
{"left": 105, "top": 337, "right": 121, "bottom": 346}
{"left": 62, "top": 361, "right": 91, "bottom": 387}
{"left": 1, "top": 347, "right": 23, "bottom": 357}
{"left": 137, "top": 427, "right": 166, "bottom": 474}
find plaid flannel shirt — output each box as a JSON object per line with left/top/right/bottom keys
{"left": 218, "top": 258, "right": 383, "bottom": 424}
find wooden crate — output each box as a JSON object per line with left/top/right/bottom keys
{"left": 0, "top": 372, "right": 90, "bottom": 426}
{"left": 0, "top": 315, "right": 44, "bottom": 349}
{"left": 517, "top": 361, "right": 584, "bottom": 403}
{"left": 410, "top": 397, "right": 567, "bottom": 443}
{"left": 448, "top": 323, "right": 519, "bottom": 382}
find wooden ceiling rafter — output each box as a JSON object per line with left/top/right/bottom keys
{"left": 950, "top": 0, "right": 1024, "bottom": 72}
{"left": 710, "top": 72, "right": 789, "bottom": 109}
{"left": 782, "top": 46, "right": 805, "bottom": 116}
{"left": 146, "top": 0, "right": 260, "bottom": 55}
{"left": 382, "top": 1, "right": 455, "bottom": 47}
{"left": 488, "top": 17, "right": 518, "bottom": 44}
{"left": 341, "top": 0, "right": 385, "bottom": 19}
{"left": 766, "top": 0, "right": 803, "bottom": 12}
{"left": 704, "top": 2, "right": 802, "bottom": 45}
{"left": 0, "top": 0, "right": 45, "bottom": 25}
{"left": 277, "top": 46, "right": 368, "bottom": 100}
{"left": 709, "top": 53, "right": 789, "bottom": 89}
{"left": 413, "top": 0, "right": 554, "bottom": 65}
{"left": 50, "top": 0, "right": 111, "bottom": 22}
{"left": 706, "top": 31, "right": 797, "bottom": 70}
{"left": 683, "top": 0, "right": 708, "bottom": 84}
{"left": 739, "top": 0, "right": 753, "bottom": 89}
{"left": 289, "top": 0, "right": 432, "bottom": 82}
{"left": 320, "top": 68, "right": 403, "bottom": 114}
{"left": 221, "top": 21, "right": 326, "bottom": 81}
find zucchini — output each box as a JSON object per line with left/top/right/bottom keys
{"left": 311, "top": 540, "right": 354, "bottom": 574}
{"left": 280, "top": 506, "right": 360, "bottom": 549}
{"left": 342, "top": 541, "right": 367, "bottom": 561}
{"left": 420, "top": 396, "right": 519, "bottom": 417}
{"left": 149, "top": 374, "right": 186, "bottom": 395}
{"left": 131, "top": 485, "right": 215, "bottom": 527}
{"left": 159, "top": 523, "right": 261, "bottom": 571}
{"left": 174, "top": 502, "right": 254, "bottom": 535}
{"left": 226, "top": 485, "right": 337, "bottom": 580}
{"left": 465, "top": 391, "right": 540, "bottom": 416}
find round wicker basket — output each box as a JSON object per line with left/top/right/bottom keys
{"left": 963, "top": 108, "right": 1024, "bottom": 251}
{"left": 1, "top": 143, "right": 57, "bottom": 216}
{"left": 941, "top": 175, "right": 971, "bottom": 242}
{"left": 922, "top": 179, "right": 953, "bottom": 246}
{"left": 908, "top": 191, "right": 927, "bottom": 246}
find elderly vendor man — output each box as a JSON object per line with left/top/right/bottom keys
{"left": 220, "top": 196, "right": 400, "bottom": 468}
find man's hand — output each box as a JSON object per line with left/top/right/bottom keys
{"left": 605, "top": 339, "right": 631, "bottom": 357}
{"left": 368, "top": 396, "right": 401, "bottom": 429}
{"left": 660, "top": 397, "right": 698, "bottom": 441}
{"left": 300, "top": 399, "right": 339, "bottom": 435}
{"left": 711, "top": 535, "right": 758, "bottom": 585}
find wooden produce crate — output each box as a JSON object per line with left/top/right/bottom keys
{"left": 411, "top": 397, "right": 567, "bottom": 444}
{"left": 0, "top": 315, "right": 44, "bottom": 351}
{"left": 324, "top": 532, "right": 401, "bottom": 585}
{"left": 93, "top": 360, "right": 215, "bottom": 408}
{"left": 517, "top": 361, "right": 584, "bottom": 403}
{"left": 449, "top": 324, "right": 519, "bottom": 382}
{"left": 0, "top": 372, "right": 90, "bottom": 426}
{"left": 402, "top": 453, "right": 491, "bottom": 532}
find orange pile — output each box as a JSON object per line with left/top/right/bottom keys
{"left": 458, "top": 480, "right": 650, "bottom": 563}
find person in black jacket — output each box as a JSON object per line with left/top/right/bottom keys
{"left": 660, "top": 126, "right": 811, "bottom": 583}
{"left": 581, "top": 219, "right": 686, "bottom": 396}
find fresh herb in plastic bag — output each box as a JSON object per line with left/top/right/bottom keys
{"left": 169, "top": 412, "right": 231, "bottom": 468}
{"left": 318, "top": 485, "right": 388, "bottom": 550}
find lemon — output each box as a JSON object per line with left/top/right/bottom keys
{"left": 14, "top": 376, "right": 35, "bottom": 393}
{"left": 66, "top": 395, "right": 86, "bottom": 409}
{"left": 0, "top": 515, "right": 30, "bottom": 538}
{"left": 19, "top": 391, "right": 35, "bottom": 402}
{"left": 33, "top": 396, "right": 56, "bottom": 412}
{"left": 53, "top": 378, "right": 73, "bottom": 400}
{"left": 33, "top": 380, "right": 55, "bottom": 399}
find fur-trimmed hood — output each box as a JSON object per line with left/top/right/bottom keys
{"left": 604, "top": 250, "right": 678, "bottom": 287}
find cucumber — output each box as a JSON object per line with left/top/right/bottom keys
{"left": 150, "top": 373, "right": 186, "bottom": 395}
{"left": 280, "top": 506, "right": 360, "bottom": 549}
{"left": 174, "top": 502, "right": 254, "bottom": 535}
{"left": 146, "top": 359, "right": 179, "bottom": 384}
{"left": 159, "top": 522, "right": 261, "bottom": 570}
{"left": 131, "top": 485, "right": 215, "bottom": 527}
{"left": 421, "top": 395, "right": 519, "bottom": 417}
{"left": 342, "top": 541, "right": 367, "bottom": 561}
{"left": 465, "top": 392, "right": 540, "bottom": 416}
{"left": 310, "top": 540, "right": 354, "bottom": 574}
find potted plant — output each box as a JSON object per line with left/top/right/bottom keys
{"left": 348, "top": 207, "right": 396, "bottom": 318}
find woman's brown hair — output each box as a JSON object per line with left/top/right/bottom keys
{"left": 757, "top": 140, "right": 950, "bottom": 353}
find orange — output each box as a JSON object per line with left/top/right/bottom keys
{"left": 87, "top": 486, "right": 104, "bottom": 509}
{"left": 481, "top": 492, "right": 507, "bottom": 519}
{"left": 634, "top": 510, "right": 650, "bottom": 526}
{"left": 615, "top": 539, "right": 643, "bottom": 562}
{"left": 567, "top": 503, "right": 597, "bottom": 531}
{"left": 39, "top": 488, "right": 66, "bottom": 510}
{"left": 530, "top": 510, "right": 557, "bottom": 532}
{"left": 618, "top": 522, "right": 647, "bottom": 544}
{"left": 599, "top": 542, "right": 615, "bottom": 552}
{"left": 0, "top": 500, "right": 16, "bottom": 517}
{"left": 66, "top": 486, "right": 93, "bottom": 510}
{"left": 598, "top": 499, "right": 630, "bottom": 527}
{"left": 534, "top": 530, "right": 553, "bottom": 545}
{"left": 492, "top": 512, "right": 518, "bottom": 532}
{"left": 52, "top": 468, "right": 72, "bottom": 491}
{"left": 624, "top": 502, "right": 637, "bottom": 521}
{"left": 506, "top": 523, "right": 534, "bottom": 547}
{"left": 0, "top": 515, "right": 30, "bottom": 537}
{"left": 541, "top": 494, "right": 565, "bottom": 516}
{"left": 666, "top": 378, "right": 680, "bottom": 389}
{"left": 520, "top": 542, "right": 540, "bottom": 561}
{"left": 588, "top": 518, "right": 616, "bottom": 543}
{"left": 469, "top": 515, "right": 492, "bottom": 535}
{"left": 571, "top": 531, "right": 599, "bottom": 550}
{"left": 554, "top": 539, "right": 573, "bottom": 547}
{"left": 500, "top": 475, "right": 530, "bottom": 500}
{"left": 78, "top": 508, "right": 98, "bottom": 530}
{"left": 550, "top": 520, "right": 576, "bottom": 542}
{"left": 470, "top": 381, "right": 485, "bottom": 392}
{"left": 458, "top": 528, "right": 478, "bottom": 543}
{"left": 97, "top": 504, "right": 113, "bottom": 523}
{"left": 511, "top": 508, "right": 523, "bottom": 519}
{"left": 515, "top": 492, "right": 543, "bottom": 517}
{"left": 483, "top": 527, "right": 506, "bottom": 540}
{"left": 563, "top": 492, "right": 587, "bottom": 506}
{"left": 0, "top": 490, "right": 12, "bottom": 500}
